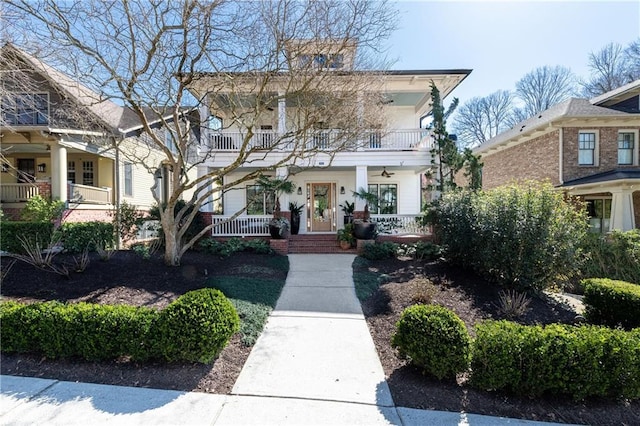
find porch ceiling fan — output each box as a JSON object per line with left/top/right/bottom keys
{"left": 381, "top": 167, "right": 394, "bottom": 178}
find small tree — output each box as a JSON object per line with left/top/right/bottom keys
{"left": 428, "top": 82, "right": 462, "bottom": 193}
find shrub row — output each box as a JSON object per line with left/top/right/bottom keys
{"left": 0, "top": 288, "right": 239, "bottom": 364}
{"left": 360, "top": 241, "right": 441, "bottom": 261}
{"left": 435, "top": 182, "right": 588, "bottom": 291}
{"left": 583, "top": 278, "right": 640, "bottom": 329}
{"left": 198, "top": 237, "right": 274, "bottom": 257}
{"left": 0, "top": 221, "right": 54, "bottom": 254}
{"left": 392, "top": 305, "right": 640, "bottom": 400}
{"left": 56, "top": 222, "right": 116, "bottom": 253}
{"left": 580, "top": 230, "right": 640, "bottom": 284}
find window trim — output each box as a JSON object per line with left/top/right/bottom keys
{"left": 123, "top": 162, "right": 133, "bottom": 197}
{"left": 578, "top": 130, "right": 599, "bottom": 166}
{"left": 1, "top": 92, "right": 50, "bottom": 126}
{"left": 617, "top": 129, "right": 638, "bottom": 166}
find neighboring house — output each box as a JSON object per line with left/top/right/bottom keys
{"left": 185, "top": 41, "right": 471, "bottom": 237}
{"left": 475, "top": 79, "right": 640, "bottom": 233}
{"left": 0, "top": 44, "right": 197, "bottom": 223}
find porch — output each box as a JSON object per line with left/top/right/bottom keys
{"left": 0, "top": 182, "right": 113, "bottom": 204}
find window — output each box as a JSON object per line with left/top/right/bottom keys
{"left": 165, "top": 128, "right": 178, "bottom": 155}
{"left": 1, "top": 93, "right": 49, "bottom": 125}
{"left": 67, "top": 161, "right": 76, "bottom": 184}
{"left": 618, "top": 132, "right": 635, "bottom": 165}
{"left": 578, "top": 131, "right": 597, "bottom": 165}
{"left": 586, "top": 198, "right": 611, "bottom": 234}
{"left": 367, "top": 184, "right": 398, "bottom": 214}
{"left": 124, "top": 162, "right": 133, "bottom": 196}
{"left": 246, "top": 185, "right": 275, "bottom": 215}
{"left": 82, "top": 161, "right": 94, "bottom": 186}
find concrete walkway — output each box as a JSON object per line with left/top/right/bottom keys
{"left": 0, "top": 254, "right": 572, "bottom": 425}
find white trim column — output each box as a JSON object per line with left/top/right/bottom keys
{"left": 355, "top": 165, "right": 368, "bottom": 211}
{"left": 277, "top": 92, "right": 287, "bottom": 136}
{"left": 50, "top": 142, "right": 67, "bottom": 202}
{"left": 610, "top": 188, "right": 635, "bottom": 231}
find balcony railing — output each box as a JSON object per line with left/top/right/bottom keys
{"left": 211, "top": 215, "right": 271, "bottom": 236}
{"left": 68, "top": 183, "right": 112, "bottom": 204}
{"left": 370, "top": 214, "right": 431, "bottom": 235}
{"left": 0, "top": 183, "right": 39, "bottom": 202}
{"left": 207, "top": 129, "right": 432, "bottom": 152}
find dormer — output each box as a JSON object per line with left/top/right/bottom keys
{"left": 285, "top": 39, "right": 357, "bottom": 71}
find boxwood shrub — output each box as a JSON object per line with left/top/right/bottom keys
{"left": 392, "top": 304, "right": 471, "bottom": 380}
{"left": 0, "top": 221, "right": 54, "bottom": 254}
{"left": 471, "top": 321, "right": 640, "bottom": 400}
{"left": 57, "top": 221, "right": 116, "bottom": 253}
{"left": 583, "top": 278, "right": 640, "bottom": 329}
{"left": 154, "top": 288, "right": 240, "bottom": 363}
{"left": 0, "top": 288, "right": 240, "bottom": 364}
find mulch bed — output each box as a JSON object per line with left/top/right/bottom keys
{"left": 358, "top": 257, "right": 640, "bottom": 426}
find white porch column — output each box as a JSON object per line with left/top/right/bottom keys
{"left": 276, "top": 166, "right": 290, "bottom": 210}
{"left": 196, "top": 165, "right": 213, "bottom": 213}
{"left": 609, "top": 188, "right": 636, "bottom": 231}
{"left": 355, "top": 165, "right": 368, "bottom": 211}
{"left": 277, "top": 92, "right": 287, "bottom": 136}
{"left": 50, "top": 142, "right": 67, "bottom": 202}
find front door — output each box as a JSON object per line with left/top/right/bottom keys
{"left": 309, "top": 183, "right": 335, "bottom": 232}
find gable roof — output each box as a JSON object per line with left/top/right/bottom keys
{"left": 475, "top": 98, "right": 635, "bottom": 155}
{"left": 590, "top": 79, "right": 640, "bottom": 107}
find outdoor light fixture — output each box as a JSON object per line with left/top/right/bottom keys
{"left": 340, "top": 186, "right": 345, "bottom": 194}
{"left": 297, "top": 186, "right": 302, "bottom": 195}
{"left": 37, "top": 163, "right": 46, "bottom": 173}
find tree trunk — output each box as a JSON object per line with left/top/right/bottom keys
{"left": 162, "top": 213, "right": 181, "bottom": 266}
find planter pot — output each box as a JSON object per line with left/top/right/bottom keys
{"left": 291, "top": 215, "right": 301, "bottom": 235}
{"left": 353, "top": 222, "right": 376, "bottom": 240}
{"left": 343, "top": 215, "right": 353, "bottom": 225}
{"left": 269, "top": 224, "right": 287, "bottom": 239}
{"left": 339, "top": 240, "right": 352, "bottom": 250}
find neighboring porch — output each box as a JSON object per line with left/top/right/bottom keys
{"left": 1, "top": 182, "right": 113, "bottom": 204}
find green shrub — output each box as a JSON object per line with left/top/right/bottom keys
{"left": 0, "top": 221, "right": 54, "bottom": 254}
{"left": 392, "top": 304, "right": 471, "bottom": 380}
{"left": 111, "top": 200, "right": 146, "bottom": 245}
{"left": 583, "top": 278, "right": 640, "bottom": 329}
{"left": 198, "top": 237, "right": 274, "bottom": 257}
{"left": 360, "top": 241, "right": 398, "bottom": 260}
{"left": 471, "top": 321, "right": 640, "bottom": 400}
{"left": 154, "top": 288, "right": 239, "bottom": 363}
{"left": 57, "top": 221, "right": 115, "bottom": 253}
{"left": 397, "top": 241, "right": 441, "bottom": 260}
{"left": 20, "top": 195, "right": 65, "bottom": 222}
{"left": 436, "top": 182, "right": 588, "bottom": 291}
{"left": 580, "top": 230, "right": 640, "bottom": 284}
{"left": 0, "top": 300, "right": 158, "bottom": 361}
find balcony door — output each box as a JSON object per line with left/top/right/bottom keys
{"left": 308, "top": 183, "right": 336, "bottom": 232}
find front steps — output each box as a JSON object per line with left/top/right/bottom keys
{"left": 287, "top": 234, "right": 356, "bottom": 254}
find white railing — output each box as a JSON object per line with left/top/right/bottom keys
{"left": 68, "top": 183, "right": 112, "bottom": 204}
{"left": 370, "top": 214, "right": 431, "bottom": 235}
{"left": 211, "top": 215, "right": 271, "bottom": 236}
{"left": 207, "top": 129, "right": 433, "bottom": 152}
{"left": 0, "top": 183, "right": 39, "bottom": 202}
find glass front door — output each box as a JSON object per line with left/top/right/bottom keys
{"left": 308, "top": 183, "right": 336, "bottom": 232}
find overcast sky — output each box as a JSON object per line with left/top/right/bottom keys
{"left": 387, "top": 0, "right": 640, "bottom": 107}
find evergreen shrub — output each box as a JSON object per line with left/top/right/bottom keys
{"left": 583, "top": 278, "right": 640, "bottom": 329}
{"left": 0, "top": 221, "right": 54, "bottom": 254}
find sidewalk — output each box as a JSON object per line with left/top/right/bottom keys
{"left": 0, "top": 254, "right": 570, "bottom": 425}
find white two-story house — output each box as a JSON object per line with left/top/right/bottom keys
{"left": 185, "top": 40, "right": 470, "bottom": 237}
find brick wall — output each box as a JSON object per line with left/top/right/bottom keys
{"left": 482, "top": 130, "right": 560, "bottom": 190}
{"left": 62, "top": 208, "right": 112, "bottom": 223}
{"left": 562, "top": 126, "right": 640, "bottom": 182}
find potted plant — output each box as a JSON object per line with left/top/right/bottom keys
{"left": 257, "top": 175, "right": 295, "bottom": 240}
{"left": 352, "top": 187, "right": 378, "bottom": 240}
{"left": 336, "top": 223, "right": 355, "bottom": 249}
{"left": 339, "top": 200, "right": 355, "bottom": 225}
{"left": 289, "top": 201, "right": 304, "bottom": 235}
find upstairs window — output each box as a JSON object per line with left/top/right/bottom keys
{"left": 618, "top": 132, "right": 635, "bottom": 165}
{"left": 124, "top": 162, "right": 133, "bottom": 196}
{"left": 578, "top": 131, "right": 597, "bottom": 165}
{"left": 1, "top": 93, "right": 49, "bottom": 125}
{"left": 165, "top": 128, "right": 178, "bottom": 155}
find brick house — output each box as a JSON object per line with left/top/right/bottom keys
{"left": 474, "top": 80, "right": 640, "bottom": 232}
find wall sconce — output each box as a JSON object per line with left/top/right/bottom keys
{"left": 297, "top": 186, "right": 302, "bottom": 195}
{"left": 37, "top": 163, "right": 46, "bottom": 173}
{"left": 1, "top": 163, "right": 9, "bottom": 173}
{"left": 340, "top": 186, "right": 345, "bottom": 194}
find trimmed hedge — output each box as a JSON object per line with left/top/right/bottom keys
{"left": 583, "top": 278, "right": 640, "bottom": 329}
{"left": 471, "top": 321, "right": 640, "bottom": 400}
{"left": 0, "top": 288, "right": 239, "bottom": 364}
{"left": 392, "top": 305, "right": 471, "bottom": 380}
{"left": 0, "top": 221, "right": 54, "bottom": 254}
{"left": 57, "top": 221, "right": 116, "bottom": 253}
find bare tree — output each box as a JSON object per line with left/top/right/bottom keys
{"left": 4, "top": 0, "right": 397, "bottom": 265}
{"left": 515, "top": 65, "right": 577, "bottom": 117}
{"left": 581, "top": 41, "right": 640, "bottom": 97}
{"left": 451, "top": 90, "right": 514, "bottom": 147}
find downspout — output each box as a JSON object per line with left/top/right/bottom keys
{"left": 558, "top": 127, "right": 564, "bottom": 185}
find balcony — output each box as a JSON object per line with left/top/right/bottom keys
{"left": 207, "top": 129, "right": 432, "bottom": 152}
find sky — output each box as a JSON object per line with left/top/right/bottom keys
{"left": 387, "top": 0, "right": 640, "bottom": 108}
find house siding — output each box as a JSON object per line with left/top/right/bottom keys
{"left": 562, "top": 126, "right": 640, "bottom": 182}
{"left": 482, "top": 130, "right": 560, "bottom": 190}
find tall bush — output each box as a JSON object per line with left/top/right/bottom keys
{"left": 57, "top": 222, "right": 116, "bottom": 253}
{"left": 436, "top": 182, "right": 588, "bottom": 291}
{"left": 580, "top": 230, "right": 640, "bottom": 284}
